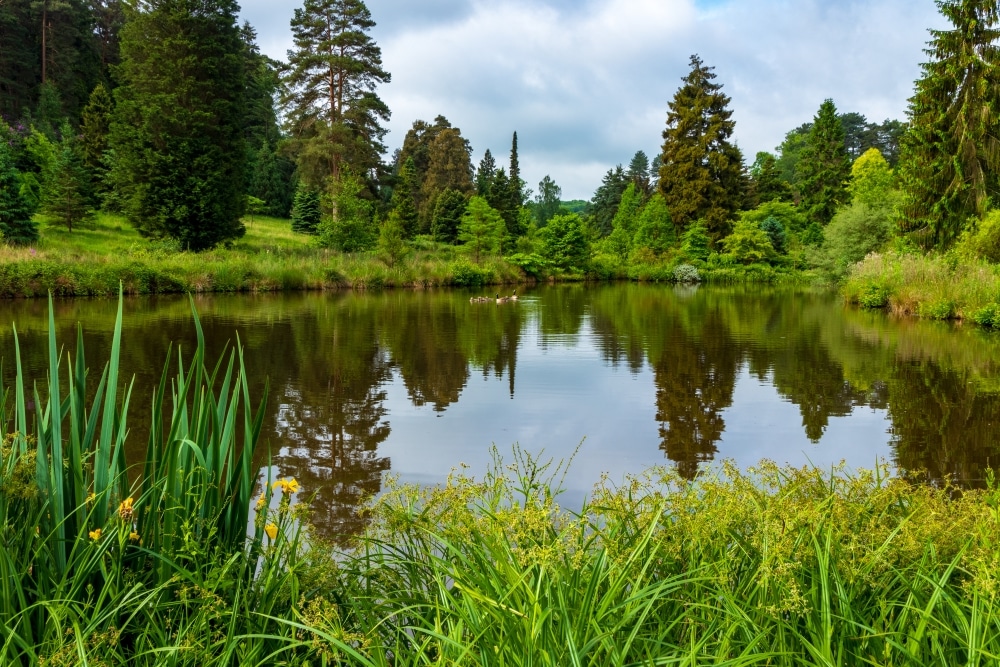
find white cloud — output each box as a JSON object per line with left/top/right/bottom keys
{"left": 241, "top": 0, "right": 946, "bottom": 199}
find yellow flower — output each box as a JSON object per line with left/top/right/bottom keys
{"left": 89, "top": 528, "right": 102, "bottom": 541}
{"left": 255, "top": 493, "right": 266, "bottom": 511}
{"left": 86, "top": 492, "right": 96, "bottom": 505}
{"left": 118, "top": 497, "right": 134, "bottom": 521}
{"left": 272, "top": 477, "right": 300, "bottom": 495}
{"left": 264, "top": 523, "right": 278, "bottom": 540}
{"left": 129, "top": 531, "right": 140, "bottom": 543}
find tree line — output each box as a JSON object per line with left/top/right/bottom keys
{"left": 1, "top": 0, "right": 997, "bottom": 269}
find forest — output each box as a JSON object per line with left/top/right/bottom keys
{"left": 2, "top": 0, "right": 999, "bottom": 318}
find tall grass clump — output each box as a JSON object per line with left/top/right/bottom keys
{"left": 843, "top": 251, "right": 1000, "bottom": 324}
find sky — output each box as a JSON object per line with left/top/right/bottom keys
{"left": 239, "top": 0, "right": 946, "bottom": 200}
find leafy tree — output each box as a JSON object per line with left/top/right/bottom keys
{"left": 798, "top": 98, "right": 851, "bottom": 226}
{"left": 458, "top": 195, "right": 504, "bottom": 263}
{"left": 739, "top": 200, "right": 808, "bottom": 234}
{"left": 245, "top": 195, "right": 266, "bottom": 221}
{"left": 281, "top": 0, "right": 390, "bottom": 189}
{"left": 679, "top": 219, "right": 710, "bottom": 262}
{"left": 759, "top": 216, "right": 788, "bottom": 254}
{"left": 632, "top": 192, "right": 676, "bottom": 257}
{"left": 291, "top": 183, "right": 321, "bottom": 234}
{"left": 110, "top": 0, "right": 247, "bottom": 250}
{"left": 431, "top": 187, "right": 467, "bottom": 243}
{"left": 898, "top": 0, "right": 1000, "bottom": 247}
{"left": 377, "top": 208, "right": 408, "bottom": 267}
{"left": 607, "top": 182, "right": 642, "bottom": 259}
{"left": 721, "top": 219, "right": 773, "bottom": 264}
{"left": 820, "top": 202, "right": 894, "bottom": 272}
{"left": 391, "top": 156, "right": 419, "bottom": 238}
{"left": 659, "top": 54, "right": 745, "bottom": 242}
{"left": 534, "top": 175, "right": 562, "bottom": 226}
{"left": 539, "top": 213, "right": 590, "bottom": 272}
{"left": 748, "top": 151, "right": 792, "bottom": 206}
{"left": 589, "top": 165, "right": 628, "bottom": 237}
{"left": 40, "top": 127, "right": 94, "bottom": 232}
{"left": 849, "top": 148, "right": 897, "bottom": 209}
{"left": 318, "top": 170, "right": 375, "bottom": 251}
{"left": 0, "top": 139, "right": 38, "bottom": 245}
{"left": 775, "top": 122, "right": 812, "bottom": 194}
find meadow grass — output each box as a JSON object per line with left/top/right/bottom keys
{"left": 843, "top": 251, "right": 1000, "bottom": 326}
{"left": 4, "top": 294, "right": 1000, "bottom": 665}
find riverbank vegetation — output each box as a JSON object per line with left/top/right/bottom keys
{"left": 5, "top": 296, "right": 1000, "bottom": 665}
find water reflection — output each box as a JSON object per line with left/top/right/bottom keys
{"left": 2, "top": 285, "right": 1000, "bottom": 541}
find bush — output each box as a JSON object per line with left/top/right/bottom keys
{"left": 955, "top": 209, "right": 1000, "bottom": 263}
{"left": 673, "top": 263, "right": 701, "bottom": 283}
{"left": 857, "top": 281, "right": 891, "bottom": 309}
{"left": 449, "top": 259, "right": 493, "bottom": 287}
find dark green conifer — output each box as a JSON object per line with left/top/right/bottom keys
{"left": 291, "top": 184, "right": 321, "bottom": 234}
{"left": 391, "top": 156, "right": 419, "bottom": 238}
{"left": 80, "top": 82, "right": 113, "bottom": 206}
{"left": 589, "top": 165, "right": 628, "bottom": 237}
{"left": 41, "top": 127, "right": 94, "bottom": 232}
{"left": 659, "top": 54, "right": 745, "bottom": 243}
{"left": 798, "top": 99, "right": 851, "bottom": 226}
{"left": 110, "top": 0, "right": 247, "bottom": 250}
{"left": 476, "top": 149, "right": 496, "bottom": 197}
{"left": 431, "top": 187, "right": 467, "bottom": 244}
{"left": 0, "top": 139, "right": 39, "bottom": 245}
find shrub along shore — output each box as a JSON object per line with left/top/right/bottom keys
{"left": 0, "top": 214, "right": 813, "bottom": 298}
{"left": 3, "top": 295, "right": 1000, "bottom": 665}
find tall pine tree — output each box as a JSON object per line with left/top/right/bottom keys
{"left": 281, "top": 0, "right": 390, "bottom": 190}
{"left": 798, "top": 99, "right": 850, "bottom": 226}
{"left": 658, "top": 54, "right": 745, "bottom": 242}
{"left": 898, "top": 0, "right": 1000, "bottom": 247}
{"left": 110, "top": 0, "right": 247, "bottom": 250}
{"left": 0, "top": 138, "right": 39, "bottom": 245}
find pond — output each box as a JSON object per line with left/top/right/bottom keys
{"left": 3, "top": 283, "right": 1000, "bottom": 541}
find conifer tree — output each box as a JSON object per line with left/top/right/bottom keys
{"left": 281, "top": 0, "right": 390, "bottom": 189}
{"left": 80, "top": 82, "right": 113, "bottom": 206}
{"left": 659, "top": 54, "right": 745, "bottom": 242}
{"left": 41, "top": 127, "right": 93, "bottom": 232}
{"left": 0, "top": 139, "right": 39, "bottom": 245}
{"left": 458, "top": 195, "right": 504, "bottom": 263}
{"left": 509, "top": 131, "right": 524, "bottom": 207}
{"left": 898, "top": 0, "right": 1000, "bottom": 247}
{"left": 431, "top": 187, "right": 467, "bottom": 244}
{"left": 798, "top": 99, "right": 851, "bottom": 226}
{"left": 748, "top": 151, "right": 792, "bottom": 206}
{"left": 632, "top": 192, "right": 676, "bottom": 257}
{"left": 608, "top": 182, "right": 642, "bottom": 259}
{"left": 376, "top": 208, "right": 407, "bottom": 267}
{"left": 476, "top": 149, "right": 496, "bottom": 197}
{"left": 420, "top": 127, "right": 474, "bottom": 230}
{"left": 590, "top": 165, "right": 628, "bottom": 237}
{"left": 391, "top": 156, "right": 419, "bottom": 238}
{"left": 534, "top": 175, "right": 562, "bottom": 226}
{"left": 291, "top": 183, "right": 321, "bottom": 234}
{"left": 627, "top": 151, "right": 651, "bottom": 196}
{"left": 110, "top": 0, "right": 246, "bottom": 250}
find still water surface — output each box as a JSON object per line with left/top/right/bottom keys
{"left": 2, "top": 284, "right": 999, "bottom": 540}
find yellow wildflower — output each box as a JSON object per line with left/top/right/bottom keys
{"left": 89, "top": 528, "right": 102, "bottom": 541}
{"left": 118, "top": 497, "right": 134, "bottom": 521}
{"left": 255, "top": 493, "right": 266, "bottom": 511}
{"left": 86, "top": 492, "right": 96, "bottom": 505}
{"left": 129, "top": 531, "right": 140, "bottom": 543}
{"left": 271, "top": 477, "right": 300, "bottom": 495}
{"left": 264, "top": 524, "right": 278, "bottom": 540}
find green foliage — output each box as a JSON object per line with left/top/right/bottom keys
{"left": 898, "top": 0, "right": 1000, "bottom": 248}
{"left": 505, "top": 251, "right": 548, "bottom": 279}
{"left": 40, "top": 128, "right": 95, "bottom": 232}
{"left": 607, "top": 182, "right": 642, "bottom": 259}
{"left": 679, "top": 219, "right": 711, "bottom": 262}
{"left": 281, "top": 0, "right": 389, "bottom": 188}
{"left": 430, "top": 186, "right": 467, "bottom": 244}
{"left": 80, "top": 82, "right": 114, "bottom": 206}
{"left": 248, "top": 140, "right": 296, "bottom": 218}
{"left": 740, "top": 200, "right": 808, "bottom": 234}
{"left": 849, "top": 147, "right": 896, "bottom": 208}
{"left": 632, "top": 192, "right": 676, "bottom": 257}
{"left": 458, "top": 195, "right": 505, "bottom": 263}
{"left": 377, "top": 208, "right": 409, "bottom": 267}
{"left": 760, "top": 215, "right": 788, "bottom": 254}
{"left": 392, "top": 156, "right": 420, "bottom": 238}
{"left": 111, "top": 0, "right": 247, "bottom": 251}
{"left": 802, "top": 221, "right": 825, "bottom": 246}
{"left": 659, "top": 54, "right": 745, "bottom": 241}
{"left": 819, "top": 201, "right": 895, "bottom": 274}
{"left": 955, "top": 208, "right": 1000, "bottom": 263}
{"left": 290, "top": 183, "right": 321, "bottom": 234}
{"left": 589, "top": 165, "right": 628, "bottom": 237}
{"left": 721, "top": 218, "right": 773, "bottom": 264}
{"left": 749, "top": 150, "right": 792, "bottom": 206}
{"left": 318, "top": 170, "right": 376, "bottom": 252}
{"left": 448, "top": 258, "right": 494, "bottom": 286}
{"left": 798, "top": 98, "right": 851, "bottom": 226}
{"left": 421, "top": 126, "right": 475, "bottom": 231}
{"left": 0, "top": 140, "right": 38, "bottom": 245}
{"left": 534, "top": 174, "right": 562, "bottom": 226}
{"left": 539, "top": 212, "right": 590, "bottom": 272}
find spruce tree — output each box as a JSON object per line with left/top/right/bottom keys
{"left": 41, "top": 128, "right": 94, "bottom": 232}
{"left": 898, "top": 0, "right": 1000, "bottom": 247}
{"left": 420, "top": 127, "right": 474, "bottom": 230}
{"left": 291, "top": 184, "right": 321, "bottom": 234}
{"left": 590, "top": 165, "right": 628, "bottom": 237}
{"left": 391, "top": 156, "right": 420, "bottom": 238}
{"left": 748, "top": 151, "right": 792, "bottom": 206}
{"left": 281, "top": 0, "right": 390, "bottom": 189}
{"left": 111, "top": 0, "right": 246, "bottom": 250}
{"left": 0, "top": 140, "right": 39, "bottom": 245}
{"left": 458, "top": 195, "right": 504, "bottom": 263}
{"left": 476, "top": 149, "right": 496, "bottom": 197}
{"left": 431, "top": 187, "right": 467, "bottom": 244}
{"left": 80, "top": 82, "right": 113, "bottom": 206}
{"left": 509, "top": 131, "right": 524, "bottom": 207}
{"left": 627, "top": 150, "right": 651, "bottom": 196}
{"left": 798, "top": 99, "right": 851, "bottom": 226}
{"left": 658, "top": 54, "right": 745, "bottom": 242}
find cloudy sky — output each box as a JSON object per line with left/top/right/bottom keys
{"left": 239, "top": 0, "right": 945, "bottom": 200}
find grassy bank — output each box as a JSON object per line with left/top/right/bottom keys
{"left": 843, "top": 251, "right": 1000, "bottom": 326}
{"left": 4, "top": 296, "right": 1000, "bottom": 665}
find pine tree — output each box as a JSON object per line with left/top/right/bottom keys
{"left": 376, "top": 208, "right": 407, "bottom": 267}
{"left": 110, "top": 0, "right": 247, "bottom": 250}
{"left": 281, "top": 0, "right": 390, "bottom": 189}
{"left": 80, "top": 82, "right": 113, "bottom": 206}
{"left": 420, "top": 126, "right": 473, "bottom": 230}
{"left": 659, "top": 54, "right": 745, "bottom": 242}
{"left": 0, "top": 140, "right": 39, "bottom": 245}
{"left": 627, "top": 150, "right": 651, "bottom": 196}
{"left": 590, "top": 165, "right": 628, "bottom": 237}
{"left": 476, "top": 149, "right": 496, "bottom": 197}
{"left": 748, "top": 151, "right": 792, "bottom": 206}
{"left": 431, "top": 187, "right": 467, "bottom": 244}
{"left": 798, "top": 99, "right": 851, "bottom": 226}
{"left": 291, "top": 183, "right": 321, "bottom": 234}
{"left": 898, "top": 0, "right": 1000, "bottom": 247}
{"left": 458, "top": 195, "right": 504, "bottom": 263}
{"left": 608, "top": 182, "right": 642, "bottom": 259}
{"left": 41, "top": 127, "right": 94, "bottom": 231}
{"left": 250, "top": 140, "right": 296, "bottom": 217}
{"left": 391, "top": 156, "right": 419, "bottom": 238}
{"left": 318, "top": 169, "right": 375, "bottom": 251}
{"left": 509, "top": 131, "right": 524, "bottom": 208}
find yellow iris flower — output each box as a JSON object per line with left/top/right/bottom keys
{"left": 89, "top": 528, "right": 102, "bottom": 541}
{"left": 264, "top": 524, "right": 278, "bottom": 540}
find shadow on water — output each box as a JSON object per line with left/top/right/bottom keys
{"left": 3, "top": 284, "right": 1000, "bottom": 542}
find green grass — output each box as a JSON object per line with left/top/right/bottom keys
{"left": 4, "top": 292, "right": 1000, "bottom": 665}
{"left": 843, "top": 250, "right": 1000, "bottom": 326}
